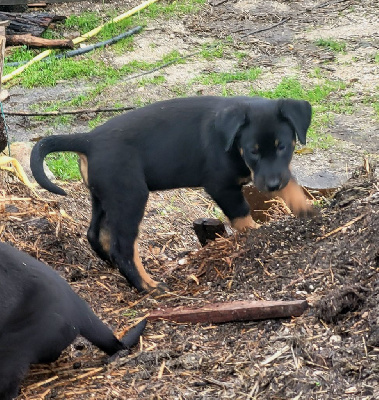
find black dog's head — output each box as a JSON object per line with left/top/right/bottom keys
{"left": 216, "top": 97, "right": 312, "bottom": 192}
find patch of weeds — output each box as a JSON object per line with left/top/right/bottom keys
{"left": 88, "top": 114, "right": 108, "bottom": 130}
{"left": 4, "top": 45, "right": 36, "bottom": 64}
{"left": 133, "top": 97, "right": 151, "bottom": 108}
{"left": 138, "top": 75, "right": 166, "bottom": 87}
{"left": 193, "top": 67, "right": 262, "bottom": 85}
{"left": 162, "top": 49, "right": 186, "bottom": 64}
{"left": 65, "top": 11, "right": 102, "bottom": 34}
{"left": 373, "top": 102, "right": 379, "bottom": 119}
{"left": 221, "top": 85, "right": 236, "bottom": 97}
{"left": 250, "top": 76, "right": 346, "bottom": 103}
{"left": 140, "top": 0, "right": 206, "bottom": 20}
{"left": 235, "top": 51, "right": 248, "bottom": 61}
{"left": 170, "top": 84, "right": 189, "bottom": 97}
{"left": 362, "top": 90, "right": 379, "bottom": 119}
{"left": 19, "top": 57, "right": 113, "bottom": 88}
{"left": 69, "top": 94, "right": 89, "bottom": 108}
{"left": 315, "top": 38, "right": 347, "bottom": 53}
{"left": 374, "top": 53, "right": 379, "bottom": 63}
{"left": 45, "top": 152, "right": 81, "bottom": 181}
{"left": 328, "top": 91, "right": 355, "bottom": 115}
{"left": 200, "top": 41, "right": 225, "bottom": 60}
{"left": 41, "top": 28, "right": 62, "bottom": 40}
{"left": 308, "top": 67, "right": 324, "bottom": 79}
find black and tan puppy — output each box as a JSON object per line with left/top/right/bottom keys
{"left": 30, "top": 96, "right": 313, "bottom": 293}
{"left": 0, "top": 242, "right": 146, "bottom": 400}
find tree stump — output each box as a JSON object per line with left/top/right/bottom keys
{"left": 193, "top": 218, "right": 226, "bottom": 246}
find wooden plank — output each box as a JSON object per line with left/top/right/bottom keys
{"left": 148, "top": 299, "right": 308, "bottom": 324}
{"left": 0, "top": 0, "right": 83, "bottom": 5}
{"left": 0, "top": 20, "right": 9, "bottom": 102}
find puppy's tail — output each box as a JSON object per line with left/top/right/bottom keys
{"left": 30, "top": 134, "right": 88, "bottom": 196}
{"left": 121, "top": 319, "right": 147, "bottom": 349}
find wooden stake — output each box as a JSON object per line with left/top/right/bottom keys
{"left": 148, "top": 299, "right": 308, "bottom": 324}
{"left": 6, "top": 34, "right": 74, "bottom": 48}
{"left": 0, "top": 20, "right": 9, "bottom": 102}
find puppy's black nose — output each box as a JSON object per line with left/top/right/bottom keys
{"left": 266, "top": 178, "right": 281, "bottom": 191}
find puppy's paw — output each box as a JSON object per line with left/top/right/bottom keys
{"left": 287, "top": 199, "right": 316, "bottom": 218}
{"left": 231, "top": 215, "right": 261, "bottom": 231}
{"left": 296, "top": 205, "right": 319, "bottom": 219}
{"left": 278, "top": 179, "right": 315, "bottom": 219}
{"left": 141, "top": 280, "right": 170, "bottom": 295}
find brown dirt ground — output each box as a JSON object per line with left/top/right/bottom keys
{"left": 1, "top": 162, "right": 378, "bottom": 399}
{"left": 1, "top": 0, "right": 379, "bottom": 399}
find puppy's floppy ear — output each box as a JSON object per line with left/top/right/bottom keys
{"left": 279, "top": 99, "right": 312, "bottom": 145}
{"left": 215, "top": 105, "right": 247, "bottom": 151}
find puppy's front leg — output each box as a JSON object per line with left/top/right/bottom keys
{"left": 206, "top": 184, "right": 260, "bottom": 232}
{"left": 277, "top": 178, "right": 314, "bottom": 217}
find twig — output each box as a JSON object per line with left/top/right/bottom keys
{"left": 241, "top": 17, "right": 291, "bottom": 38}
{"left": 260, "top": 345, "right": 290, "bottom": 366}
{"left": 3, "top": 106, "right": 135, "bottom": 117}
{"left": 310, "top": 0, "right": 350, "bottom": 10}
{"left": 204, "top": 377, "right": 234, "bottom": 388}
{"left": 210, "top": 0, "right": 229, "bottom": 6}
{"left": 316, "top": 213, "right": 367, "bottom": 242}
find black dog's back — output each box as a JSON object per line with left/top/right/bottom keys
{"left": 0, "top": 242, "right": 146, "bottom": 399}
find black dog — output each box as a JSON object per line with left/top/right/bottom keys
{"left": 30, "top": 96, "right": 313, "bottom": 293}
{"left": 0, "top": 242, "right": 146, "bottom": 400}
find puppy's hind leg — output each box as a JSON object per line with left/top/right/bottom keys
{"left": 89, "top": 158, "right": 167, "bottom": 293}
{"left": 87, "top": 193, "right": 111, "bottom": 262}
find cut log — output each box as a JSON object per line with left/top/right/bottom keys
{"left": 148, "top": 299, "right": 308, "bottom": 324}
{"left": 193, "top": 218, "right": 226, "bottom": 246}
{"left": 6, "top": 34, "right": 74, "bottom": 48}
{"left": 0, "top": 12, "right": 65, "bottom": 37}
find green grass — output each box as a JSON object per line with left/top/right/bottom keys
{"left": 193, "top": 68, "right": 262, "bottom": 85}
{"left": 138, "top": 75, "right": 166, "bottom": 86}
{"left": 249, "top": 76, "right": 351, "bottom": 148}
{"left": 45, "top": 152, "right": 81, "bottom": 181}
{"left": 139, "top": 0, "right": 206, "bottom": 19}
{"left": 4, "top": 45, "right": 36, "bottom": 64}
{"left": 65, "top": 11, "right": 102, "bottom": 33}
{"left": 3, "top": 0, "right": 204, "bottom": 86}
{"left": 364, "top": 88, "right": 379, "bottom": 119}
{"left": 4, "top": 47, "right": 186, "bottom": 89}
{"left": 315, "top": 38, "right": 347, "bottom": 53}
{"left": 200, "top": 41, "right": 226, "bottom": 60}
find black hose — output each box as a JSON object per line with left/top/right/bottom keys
{"left": 5, "top": 26, "right": 142, "bottom": 67}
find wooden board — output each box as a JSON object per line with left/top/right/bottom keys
{"left": 148, "top": 299, "right": 308, "bottom": 324}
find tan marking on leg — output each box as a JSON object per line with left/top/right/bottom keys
{"left": 231, "top": 214, "right": 261, "bottom": 231}
{"left": 277, "top": 178, "right": 312, "bottom": 216}
{"left": 133, "top": 240, "right": 160, "bottom": 291}
{"left": 99, "top": 226, "right": 111, "bottom": 254}
{"left": 77, "top": 153, "right": 89, "bottom": 187}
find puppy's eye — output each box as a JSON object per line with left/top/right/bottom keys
{"left": 251, "top": 148, "right": 260, "bottom": 158}
{"left": 277, "top": 143, "right": 286, "bottom": 152}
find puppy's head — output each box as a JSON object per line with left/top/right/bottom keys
{"left": 217, "top": 98, "right": 312, "bottom": 192}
